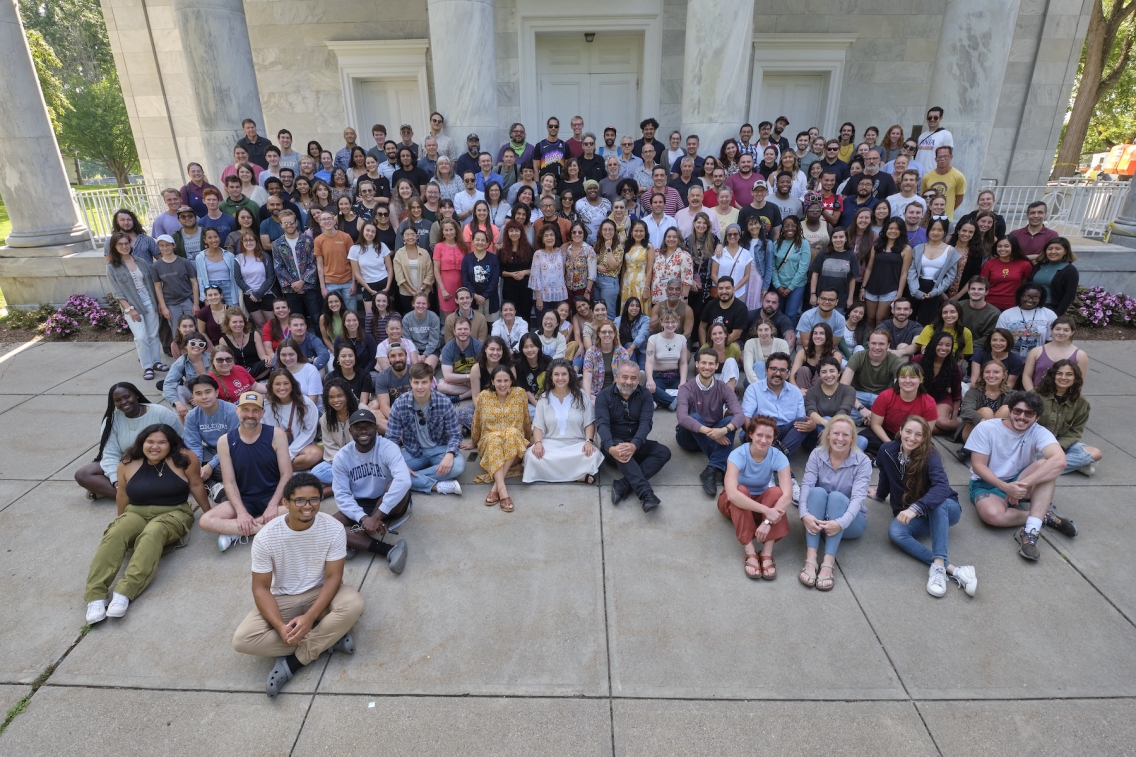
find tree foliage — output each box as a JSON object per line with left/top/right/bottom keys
{"left": 24, "top": 29, "right": 69, "bottom": 133}
{"left": 1081, "top": 18, "right": 1136, "bottom": 156}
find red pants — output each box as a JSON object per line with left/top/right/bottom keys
{"left": 717, "top": 485, "right": 789, "bottom": 545}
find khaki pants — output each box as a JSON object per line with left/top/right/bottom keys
{"left": 84, "top": 504, "right": 194, "bottom": 602}
{"left": 231, "top": 585, "right": 364, "bottom": 665}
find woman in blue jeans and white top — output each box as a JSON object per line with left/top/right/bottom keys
{"left": 870, "top": 415, "right": 978, "bottom": 598}
{"left": 798, "top": 414, "right": 871, "bottom": 591}
{"left": 644, "top": 310, "right": 689, "bottom": 410}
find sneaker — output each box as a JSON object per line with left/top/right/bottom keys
{"left": 331, "top": 632, "right": 356, "bottom": 655}
{"left": 1015, "top": 527, "right": 1041, "bottom": 561}
{"left": 386, "top": 539, "right": 407, "bottom": 574}
{"left": 954, "top": 447, "right": 971, "bottom": 464}
{"left": 207, "top": 482, "right": 226, "bottom": 505}
{"left": 926, "top": 564, "right": 948, "bottom": 598}
{"left": 951, "top": 565, "right": 978, "bottom": 597}
{"left": 610, "top": 478, "right": 629, "bottom": 505}
{"left": 699, "top": 466, "right": 717, "bottom": 497}
{"left": 344, "top": 549, "right": 357, "bottom": 560}
{"left": 791, "top": 475, "right": 801, "bottom": 506}
{"left": 435, "top": 480, "right": 462, "bottom": 496}
{"left": 1082, "top": 460, "right": 1098, "bottom": 477}
{"left": 86, "top": 600, "right": 107, "bottom": 624}
{"left": 1044, "top": 506, "right": 1078, "bottom": 538}
{"left": 106, "top": 592, "right": 130, "bottom": 618}
{"left": 218, "top": 534, "right": 238, "bottom": 552}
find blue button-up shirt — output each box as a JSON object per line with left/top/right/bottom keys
{"left": 741, "top": 379, "right": 805, "bottom": 426}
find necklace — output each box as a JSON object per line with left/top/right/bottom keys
{"left": 151, "top": 460, "right": 167, "bottom": 477}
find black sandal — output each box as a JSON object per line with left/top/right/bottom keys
{"left": 584, "top": 474, "right": 596, "bottom": 485}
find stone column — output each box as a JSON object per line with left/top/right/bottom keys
{"left": 0, "top": 0, "right": 87, "bottom": 248}
{"left": 427, "top": 0, "right": 500, "bottom": 153}
{"left": 680, "top": 0, "right": 755, "bottom": 156}
{"left": 1108, "top": 185, "right": 1136, "bottom": 249}
{"left": 926, "top": 0, "right": 1021, "bottom": 211}
{"left": 173, "top": 0, "right": 264, "bottom": 183}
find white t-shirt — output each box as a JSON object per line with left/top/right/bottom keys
{"left": 648, "top": 332, "right": 685, "bottom": 371}
{"left": 347, "top": 243, "right": 391, "bottom": 283}
{"left": 287, "top": 363, "right": 323, "bottom": 398}
{"left": 965, "top": 418, "right": 1058, "bottom": 482}
{"left": 885, "top": 193, "right": 927, "bottom": 219}
{"left": 915, "top": 128, "right": 953, "bottom": 171}
{"left": 251, "top": 512, "right": 347, "bottom": 595}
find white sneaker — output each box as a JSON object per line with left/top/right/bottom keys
{"left": 951, "top": 565, "right": 978, "bottom": 596}
{"left": 435, "top": 480, "right": 462, "bottom": 495}
{"left": 926, "top": 564, "right": 948, "bottom": 598}
{"left": 1082, "top": 461, "right": 1097, "bottom": 477}
{"left": 218, "top": 534, "right": 238, "bottom": 552}
{"left": 791, "top": 475, "right": 801, "bottom": 506}
{"left": 86, "top": 600, "right": 107, "bottom": 624}
{"left": 106, "top": 592, "right": 130, "bottom": 618}
{"left": 207, "top": 482, "right": 225, "bottom": 504}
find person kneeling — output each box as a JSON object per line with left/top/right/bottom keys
{"left": 331, "top": 408, "right": 412, "bottom": 573}
{"left": 721, "top": 415, "right": 792, "bottom": 580}
{"left": 676, "top": 349, "right": 745, "bottom": 497}
{"left": 871, "top": 415, "right": 977, "bottom": 597}
{"left": 231, "top": 472, "right": 363, "bottom": 697}
{"left": 85, "top": 424, "right": 209, "bottom": 624}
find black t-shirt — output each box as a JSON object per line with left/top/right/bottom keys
{"left": 576, "top": 155, "right": 605, "bottom": 182}
{"left": 701, "top": 298, "right": 749, "bottom": 336}
{"left": 841, "top": 171, "right": 897, "bottom": 199}
{"left": 808, "top": 250, "right": 860, "bottom": 305}
{"left": 668, "top": 176, "right": 700, "bottom": 208}
{"left": 737, "top": 202, "right": 783, "bottom": 237}
{"left": 392, "top": 167, "right": 430, "bottom": 189}
{"left": 748, "top": 308, "right": 795, "bottom": 340}
{"left": 354, "top": 174, "right": 391, "bottom": 198}
{"left": 374, "top": 225, "right": 397, "bottom": 253}
{"left": 535, "top": 139, "right": 568, "bottom": 177}
{"left": 326, "top": 368, "right": 375, "bottom": 402}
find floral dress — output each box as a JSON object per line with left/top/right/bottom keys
{"left": 563, "top": 242, "right": 596, "bottom": 294}
{"left": 651, "top": 249, "right": 694, "bottom": 304}
{"left": 529, "top": 250, "right": 568, "bottom": 304}
{"left": 621, "top": 243, "right": 651, "bottom": 305}
{"left": 470, "top": 386, "right": 532, "bottom": 481}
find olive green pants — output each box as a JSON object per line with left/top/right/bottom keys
{"left": 84, "top": 503, "right": 194, "bottom": 602}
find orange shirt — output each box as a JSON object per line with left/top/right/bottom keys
{"left": 314, "top": 230, "right": 354, "bottom": 283}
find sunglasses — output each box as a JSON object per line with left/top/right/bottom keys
{"left": 416, "top": 408, "right": 428, "bottom": 426}
{"left": 214, "top": 356, "right": 234, "bottom": 364}
{"left": 187, "top": 340, "right": 207, "bottom": 348}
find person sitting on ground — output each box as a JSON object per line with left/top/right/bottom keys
{"left": 311, "top": 378, "right": 356, "bottom": 495}
{"left": 231, "top": 471, "right": 363, "bottom": 698}
{"left": 461, "top": 366, "right": 531, "bottom": 513}
{"left": 209, "top": 344, "right": 265, "bottom": 403}
{"left": 649, "top": 278, "right": 695, "bottom": 340}
{"left": 385, "top": 362, "right": 466, "bottom": 496}
{"left": 791, "top": 322, "right": 843, "bottom": 392}
{"left": 701, "top": 322, "right": 742, "bottom": 391}
{"left": 995, "top": 282, "right": 1055, "bottom": 362}
{"left": 595, "top": 360, "right": 671, "bottom": 512}
{"left": 264, "top": 369, "right": 322, "bottom": 472}
{"left": 402, "top": 293, "right": 443, "bottom": 368}
{"left": 200, "top": 391, "right": 292, "bottom": 551}
{"left": 523, "top": 358, "right": 603, "bottom": 484}
{"left": 436, "top": 318, "right": 482, "bottom": 400}
{"left": 869, "top": 415, "right": 977, "bottom": 598}
{"left": 274, "top": 338, "right": 322, "bottom": 404}
{"left": 375, "top": 316, "right": 419, "bottom": 370}
{"left": 956, "top": 360, "right": 1013, "bottom": 465}
{"left": 583, "top": 321, "right": 631, "bottom": 399}
{"left": 964, "top": 390, "right": 1075, "bottom": 562}
{"left": 164, "top": 332, "right": 211, "bottom": 422}
{"left": 516, "top": 333, "right": 551, "bottom": 414}
{"left": 675, "top": 349, "right": 746, "bottom": 498}
{"left": 76, "top": 382, "right": 182, "bottom": 501}
{"left": 798, "top": 415, "right": 871, "bottom": 591}
{"left": 717, "top": 407, "right": 795, "bottom": 583}
{"left": 370, "top": 343, "right": 411, "bottom": 431}
{"left": 840, "top": 330, "right": 904, "bottom": 428}
{"left": 645, "top": 309, "right": 690, "bottom": 410}
{"left": 182, "top": 375, "right": 239, "bottom": 501}
{"left": 877, "top": 296, "right": 922, "bottom": 357}
{"left": 969, "top": 327, "right": 1022, "bottom": 389}
{"left": 795, "top": 287, "right": 847, "bottom": 346}
{"left": 325, "top": 344, "right": 374, "bottom": 406}
{"left": 219, "top": 307, "right": 270, "bottom": 380}
{"left": 331, "top": 407, "right": 412, "bottom": 573}
{"left": 911, "top": 331, "right": 963, "bottom": 436}
{"left": 84, "top": 424, "right": 209, "bottom": 624}
{"left": 805, "top": 357, "right": 868, "bottom": 451}
{"left": 862, "top": 362, "right": 938, "bottom": 456}
{"left": 332, "top": 309, "right": 377, "bottom": 375}
{"left": 913, "top": 300, "right": 973, "bottom": 360}
{"left": 741, "top": 353, "right": 818, "bottom": 457}
{"left": 743, "top": 319, "right": 790, "bottom": 385}
{"left": 491, "top": 300, "right": 529, "bottom": 353}
{"left": 287, "top": 313, "right": 331, "bottom": 372}
{"left": 1022, "top": 315, "right": 1088, "bottom": 391}
{"left": 1036, "top": 360, "right": 1103, "bottom": 477}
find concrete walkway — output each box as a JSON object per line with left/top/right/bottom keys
{"left": 0, "top": 340, "right": 1134, "bottom": 755}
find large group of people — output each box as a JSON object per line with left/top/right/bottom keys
{"left": 85, "top": 109, "right": 1100, "bottom": 697}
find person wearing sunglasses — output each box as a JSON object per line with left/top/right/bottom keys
{"left": 385, "top": 362, "right": 465, "bottom": 496}
{"left": 964, "top": 390, "right": 1073, "bottom": 562}
{"left": 164, "top": 332, "right": 212, "bottom": 421}
{"left": 914, "top": 107, "right": 953, "bottom": 172}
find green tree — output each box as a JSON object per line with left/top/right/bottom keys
{"left": 24, "top": 29, "right": 69, "bottom": 133}
{"left": 59, "top": 72, "right": 138, "bottom": 187}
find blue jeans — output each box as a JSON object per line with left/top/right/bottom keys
{"left": 675, "top": 413, "right": 736, "bottom": 472}
{"left": 648, "top": 369, "right": 680, "bottom": 409}
{"left": 1062, "top": 442, "right": 1094, "bottom": 474}
{"left": 311, "top": 460, "right": 334, "bottom": 484}
{"left": 777, "top": 417, "right": 818, "bottom": 456}
{"left": 402, "top": 445, "right": 466, "bottom": 493}
{"left": 804, "top": 488, "right": 867, "bottom": 556}
{"left": 780, "top": 285, "right": 806, "bottom": 323}
{"left": 594, "top": 274, "right": 620, "bottom": 316}
{"left": 888, "top": 497, "right": 961, "bottom": 565}
{"left": 624, "top": 342, "right": 646, "bottom": 370}
{"left": 326, "top": 281, "right": 358, "bottom": 314}
{"left": 850, "top": 390, "right": 878, "bottom": 425}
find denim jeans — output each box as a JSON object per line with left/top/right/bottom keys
{"left": 310, "top": 460, "right": 334, "bottom": 484}
{"left": 1062, "top": 442, "right": 1095, "bottom": 474}
{"left": 326, "top": 281, "right": 358, "bottom": 314}
{"left": 804, "top": 487, "right": 867, "bottom": 556}
{"left": 593, "top": 274, "right": 620, "bottom": 316}
{"left": 850, "top": 390, "right": 878, "bottom": 424}
{"left": 888, "top": 497, "right": 961, "bottom": 565}
{"left": 777, "top": 417, "right": 818, "bottom": 456}
{"left": 624, "top": 342, "right": 646, "bottom": 370}
{"left": 675, "top": 413, "right": 736, "bottom": 472}
{"left": 821, "top": 416, "right": 869, "bottom": 451}
{"left": 648, "top": 369, "right": 680, "bottom": 409}
{"left": 780, "top": 285, "right": 806, "bottom": 323}
{"left": 283, "top": 287, "right": 323, "bottom": 331}
{"left": 402, "top": 445, "right": 466, "bottom": 493}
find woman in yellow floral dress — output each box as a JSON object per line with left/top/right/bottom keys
{"left": 461, "top": 365, "right": 532, "bottom": 512}
{"left": 620, "top": 219, "right": 654, "bottom": 307}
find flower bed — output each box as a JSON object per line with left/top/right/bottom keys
{"left": 0, "top": 294, "right": 134, "bottom": 344}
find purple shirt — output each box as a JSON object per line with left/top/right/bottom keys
{"left": 676, "top": 377, "right": 745, "bottom": 432}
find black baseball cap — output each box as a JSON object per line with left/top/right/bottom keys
{"left": 348, "top": 408, "right": 378, "bottom": 426}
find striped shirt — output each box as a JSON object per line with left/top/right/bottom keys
{"left": 251, "top": 512, "right": 347, "bottom": 596}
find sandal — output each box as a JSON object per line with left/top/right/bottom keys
{"left": 816, "top": 560, "right": 836, "bottom": 592}
{"left": 798, "top": 559, "right": 817, "bottom": 588}
{"left": 143, "top": 368, "right": 155, "bottom": 381}
{"left": 759, "top": 556, "right": 777, "bottom": 580}
{"left": 499, "top": 497, "right": 514, "bottom": 513}
{"left": 485, "top": 490, "right": 500, "bottom": 505}
{"left": 152, "top": 362, "right": 170, "bottom": 372}
{"left": 744, "top": 554, "right": 762, "bottom": 580}
{"left": 583, "top": 474, "right": 596, "bottom": 485}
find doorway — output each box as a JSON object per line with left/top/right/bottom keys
{"left": 536, "top": 33, "right": 642, "bottom": 139}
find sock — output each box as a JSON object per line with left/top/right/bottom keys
{"left": 1025, "top": 516, "right": 1043, "bottom": 535}
{"left": 284, "top": 654, "right": 304, "bottom": 674}
{"left": 367, "top": 540, "right": 391, "bottom": 557}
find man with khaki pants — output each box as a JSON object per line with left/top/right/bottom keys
{"left": 231, "top": 472, "right": 364, "bottom": 697}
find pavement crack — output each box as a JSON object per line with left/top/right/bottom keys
{"left": 0, "top": 624, "right": 91, "bottom": 737}
{"left": 596, "top": 486, "right": 616, "bottom": 756}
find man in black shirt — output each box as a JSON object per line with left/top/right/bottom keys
{"left": 632, "top": 117, "right": 661, "bottom": 158}
{"left": 878, "top": 297, "right": 922, "bottom": 357}
{"left": 576, "top": 133, "right": 605, "bottom": 182}
{"left": 737, "top": 180, "right": 782, "bottom": 240}
{"left": 699, "top": 278, "right": 749, "bottom": 345}
{"left": 841, "top": 149, "right": 897, "bottom": 200}
{"left": 236, "top": 118, "right": 273, "bottom": 169}
{"left": 595, "top": 360, "right": 670, "bottom": 512}
{"left": 748, "top": 290, "right": 796, "bottom": 352}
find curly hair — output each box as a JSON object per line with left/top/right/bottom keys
{"left": 1036, "top": 359, "right": 1083, "bottom": 403}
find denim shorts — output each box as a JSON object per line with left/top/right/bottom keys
{"left": 864, "top": 290, "right": 898, "bottom": 303}
{"left": 968, "top": 472, "right": 1019, "bottom": 504}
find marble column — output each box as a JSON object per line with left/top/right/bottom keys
{"left": 680, "top": 0, "right": 755, "bottom": 156}
{"left": 1108, "top": 184, "right": 1136, "bottom": 249}
{"left": 0, "top": 0, "right": 87, "bottom": 248}
{"left": 926, "top": 0, "right": 1021, "bottom": 212}
{"left": 173, "top": 0, "right": 264, "bottom": 183}
{"left": 427, "top": 0, "right": 500, "bottom": 154}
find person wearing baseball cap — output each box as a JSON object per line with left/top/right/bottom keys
{"left": 398, "top": 123, "right": 419, "bottom": 158}
{"left": 200, "top": 389, "right": 293, "bottom": 552}
{"left": 329, "top": 407, "right": 414, "bottom": 574}
{"left": 455, "top": 133, "right": 482, "bottom": 178}
{"left": 151, "top": 232, "right": 200, "bottom": 333}
{"left": 738, "top": 178, "right": 782, "bottom": 242}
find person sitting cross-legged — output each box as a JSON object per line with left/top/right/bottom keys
{"left": 595, "top": 359, "right": 671, "bottom": 512}
{"left": 721, "top": 415, "right": 793, "bottom": 581}
{"left": 741, "top": 352, "right": 818, "bottom": 457}
{"left": 182, "top": 375, "right": 239, "bottom": 503}
{"left": 964, "top": 390, "right": 1074, "bottom": 562}
{"left": 331, "top": 407, "right": 412, "bottom": 573}
{"left": 231, "top": 472, "right": 364, "bottom": 698}
{"left": 676, "top": 348, "right": 745, "bottom": 497}
{"left": 435, "top": 317, "right": 481, "bottom": 400}
{"left": 200, "top": 391, "right": 293, "bottom": 551}
{"left": 386, "top": 363, "right": 466, "bottom": 496}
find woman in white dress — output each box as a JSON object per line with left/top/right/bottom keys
{"left": 523, "top": 359, "right": 603, "bottom": 484}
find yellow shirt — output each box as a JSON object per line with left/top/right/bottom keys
{"left": 921, "top": 168, "right": 967, "bottom": 219}
{"left": 914, "top": 323, "right": 973, "bottom": 357}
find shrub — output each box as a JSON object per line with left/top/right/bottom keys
{"left": 59, "top": 294, "right": 102, "bottom": 320}
{"left": 1071, "top": 286, "right": 1136, "bottom": 328}
{"left": 41, "top": 313, "right": 80, "bottom": 340}
{"left": 0, "top": 303, "right": 54, "bottom": 330}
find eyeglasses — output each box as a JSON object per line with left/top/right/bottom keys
{"left": 464, "top": 178, "right": 476, "bottom": 184}
{"left": 927, "top": 115, "right": 940, "bottom": 121}
{"left": 214, "top": 356, "right": 234, "bottom": 363}
{"left": 288, "top": 496, "right": 322, "bottom": 507}
{"left": 375, "top": 212, "right": 389, "bottom": 218}
{"left": 767, "top": 367, "right": 789, "bottom": 374}
{"left": 583, "top": 141, "right": 595, "bottom": 146}
{"left": 1010, "top": 408, "right": 1037, "bottom": 418}
{"left": 818, "top": 296, "right": 837, "bottom": 303}
{"left": 281, "top": 221, "right": 296, "bottom": 227}
{"left": 431, "top": 118, "right": 443, "bottom": 124}
{"left": 186, "top": 340, "right": 207, "bottom": 349}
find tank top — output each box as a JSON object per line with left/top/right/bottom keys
{"left": 227, "top": 424, "right": 279, "bottom": 515}
{"left": 866, "top": 248, "right": 903, "bottom": 295}
{"left": 125, "top": 460, "right": 190, "bottom": 507}
{"left": 1032, "top": 346, "right": 1079, "bottom": 387}
{"left": 222, "top": 334, "right": 260, "bottom": 371}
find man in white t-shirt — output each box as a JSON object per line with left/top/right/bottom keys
{"left": 232, "top": 472, "right": 364, "bottom": 697}
{"left": 964, "top": 391, "right": 1075, "bottom": 562}
{"left": 915, "top": 107, "right": 953, "bottom": 172}
{"left": 885, "top": 170, "right": 927, "bottom": 220}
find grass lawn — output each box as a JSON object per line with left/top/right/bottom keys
{"left": 0, "top": 192, "right": 9, "bottom": 247}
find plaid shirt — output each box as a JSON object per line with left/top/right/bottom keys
{"left": 386, "top": 389, "right": 463, "bottom": 457}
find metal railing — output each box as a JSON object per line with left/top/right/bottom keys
{"left": 984, "top": 180, "right": 1130, "bottom": 239}
{"left": 71, "top": 184, "right": 166, "bottom": 251}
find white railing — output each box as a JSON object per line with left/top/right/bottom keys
{"left": 72, "top": 184, "right": 166, "bottom": 251}
{"left": 984, "top": 180, "right": 1130, "bottom": 239}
